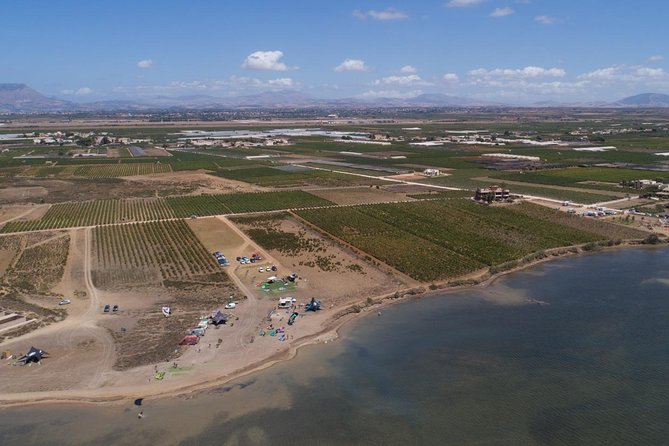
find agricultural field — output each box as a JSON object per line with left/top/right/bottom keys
{"left": 414, "top": 168, "right": 615, "bottom": 203}
{"left": 73, "top": 163, "right": 172, "bottom": 177}
{"left": 213, "top": 166, "right": 385, "bottom": 187}
{"left": 0, "top": 231, "right": 70, "bottom": 294}
{"left": 303, "top": 162, "right": 393, "bottom": 177}
{"left": 489, "top": 167, "right": 669, "bottom": 190}
{"left": 486, "top": 183, "right": 620, "bottom": 204}
{"left": 231, "top": 212, "right": 406, "bottom": 305}
{"left": 24, "top": 163, "right": 173, "bottom": 178}
{"left": 309, "top": 186, "right": 413, "bottom": 205}
{"left": 232, "top": 213, "right": 327, "bottom": 257}
{"left": 406, "top": 190, "right": 473, "bottom": 200}
{"left": 510, "top": 202, "right": 648, "bottom": 240}
{"left": 167, "top": 150, "right": 256, "bottom": 172}
{"left": 296, "top": 205, "right": 482, "bottom": 282}
{"left": 27, "top": 166, "right": 74, "bottom": 177}
{"left": 166, "top": 190, "right": 333, "bottom": 218}
{"left": 0, "top": 231, "right": 70, "bottom": 340}
{"left": 296, "top": 200, "right": 633, "bottom": 282}
{"left": 0, "top": 191, "right": 332, "bottom": 232}
{"left": 92, "top": 220, "right": 222, "bottom": 288}
{"left": 0, "top": 198, "right": 175, "bottom": 232}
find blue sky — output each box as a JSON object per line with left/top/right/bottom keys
{"left": 2, "top": 0, "right": 668, "bottom": 103}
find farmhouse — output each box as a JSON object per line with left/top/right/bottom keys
{"left": 474, "top": 186, "right": 510, "bottom": 202}
{"left": 422, "top": 168, "right": 441, "bottom": 177}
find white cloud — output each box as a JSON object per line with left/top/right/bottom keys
{"left": 443, "top": 73, "right": 460, "bottom": 82}
{"left": 578, "top": 67, "right": 617, "bottom": 81}
{"left": 400, "top": 65, "right": 417, "bottom": 74}
{"left": 490, "top": 7, "right": 514, "bottom": 17}
{"left": 649, "top": 55, "right": 665, "bottom": 62}
{"left": 335, "top": 59, "right": 369, "bottom": 72}
{"left": 353, "top": 8, "right": 408, "bottom": 21}
{"left": 266, "top": 78, "right": 294, "bottom": 88}
{"left": 535, "top": 15, "right": 556, "bottom": 24}
{"left": 446, "top": 0, "right": 484, "bottom": 8}
{"left": 361, "top": 89, "right": 422, "bottom": 99}
{"left": 578, "top": 65, "right": 667, "bottom": 82}
{"left": 469, "top": 66, "right": 566, "bottom": 79}
{"left": 75, "top": 87, "right": 94, "bottom": 95}
{"left": 636, "top": 67, "right": 665, "bottom": 78}
{"left": 218, "top": 76, "right": 296, "bottom": 89}
{"left": 242, "top": 50, "right": 289, "bottom": 71}
{"left": 372, "top": 74, "right": 432, "bottom": 86}
{"left": 137, "top": 59, "right": 154, "bottom": 69}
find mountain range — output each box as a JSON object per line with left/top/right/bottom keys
{"left": 1, "top": 83, "right": 669, "bottom": 113}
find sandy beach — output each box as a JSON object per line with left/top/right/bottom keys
{"left": 0, "top": 234, "right": 652, "bottom": 408}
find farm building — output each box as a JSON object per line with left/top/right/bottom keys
{"left": 423, "top": 168, "right": 441, "bottom": 177}
{"left": 474, "top": 186, "right": 510, "bottom": 202}
{"left": 620, "top": 179, "right": 661, "bottom": 189}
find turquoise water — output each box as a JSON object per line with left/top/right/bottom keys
{"left": 2, "top": 247, "right": 669, "bottom": 445}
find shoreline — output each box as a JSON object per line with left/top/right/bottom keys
{"left": 0, "top": 238, "right": 662, "bottom": 409}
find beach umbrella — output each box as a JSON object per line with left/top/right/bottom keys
{"left": 134, "top": 398, "right": 144, "bottom": 406}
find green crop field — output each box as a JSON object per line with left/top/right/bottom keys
{"left": 407, "top": 190, "right": 473, "bottom": 200}
{"left": 167, "top": 190, "right": 334, "bottom": 217}
{"left": 296, "top": 200, "right": 631, "bottom": 282}
{"left": 73, "top": 163, "right": 172, "bottom": 177}
{"left": 490, "top": 167, "right": 669, "bottom": 189}
{"left": 1, "top": 198, "right": 175, "bottom": 232}
{"left": 92, "top": 220, "right": 220, "bottom": 287}
{"left": 24, "top": 163, "right": 172, "bottom": 178}
{"left": 0, "top": 191, "right": 332, "bottom": 232}
{"left": 510, "top": 202, "right": 647, "bottom": 239}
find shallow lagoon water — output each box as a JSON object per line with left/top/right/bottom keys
{"left": 2, "top": 247, "right": 669, "bottom": 445}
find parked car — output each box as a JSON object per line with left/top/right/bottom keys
{"left": 225, "top": 302, "right": 236, "bottom": 309}
{"left": 103, "top": 304, "right": 110, "bottom": 313}
{"left": 191, "top": 327, "right": 206, "bottom": 337}
{"left": 59, "top": 299, "right": 71, "bottom": 305}
{"left": 112, "top": 304, "right": 119, "bottom": 312}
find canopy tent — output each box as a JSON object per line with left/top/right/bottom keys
{"left": 211, "top": 310, "right": 229, "bottom": 326}
{"left": 18, "top": 346, "right": 49, "bottom": 364}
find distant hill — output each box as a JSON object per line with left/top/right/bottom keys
{"left": 0, "top": 83, "right": 503, "bottom": 112}
{"left": 222, "top": 90, "right": 317, "bottom": 108}
{"left": 15, "top": 82, "right": 669, "bottom": 112}
{"left": 406, "top": 93, "right": 496, "bottom": 107}
{"left": 0, "top": 83, "right": 72, "bottom": 113}
{"left": 79, "top": 90, "right": 319, "bottom": 111}
{"left": 614, "top": 93, "right": 669, "bottom": 107}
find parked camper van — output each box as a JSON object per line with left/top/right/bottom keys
{"left": 278, "top": 297, "right": 296, "bottom": 309}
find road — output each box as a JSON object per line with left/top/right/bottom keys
{"left": 4, "top": 228, "right": 116, "bottom": 388}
